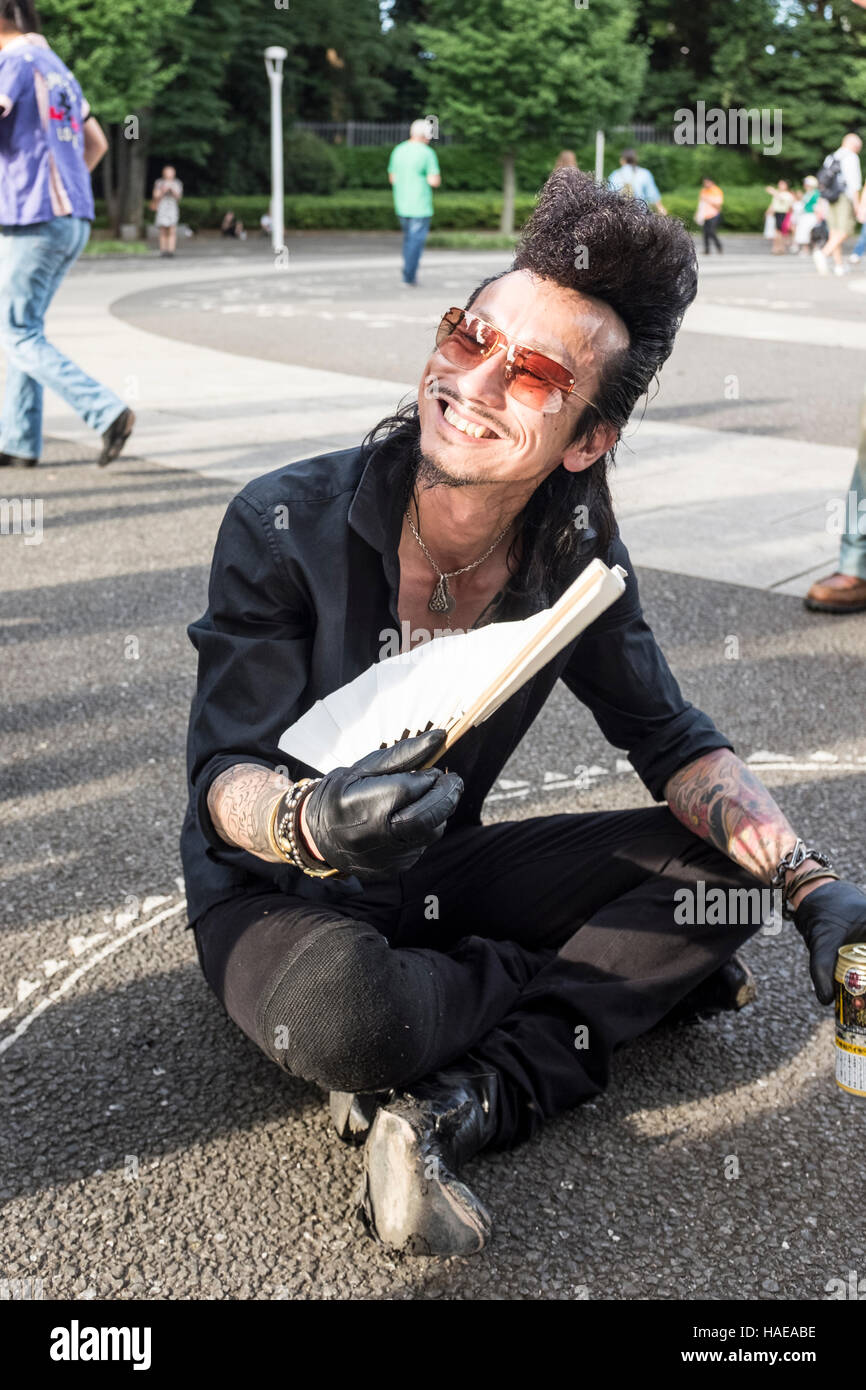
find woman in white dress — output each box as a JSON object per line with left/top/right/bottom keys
{"left": 151, "top": 164, "right": 183, "bottom": 258}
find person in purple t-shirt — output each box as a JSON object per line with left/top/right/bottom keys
{"left": 0, "top": 0, "right": 134, "bottom": 467}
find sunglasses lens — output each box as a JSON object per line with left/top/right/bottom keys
{"left": 506, "top": 349, "right": 572, "bottom": 413}
{"left": 436, "top": 309, "right": 491, "bottom": 368}
{"left": 434, "top": 310, "right": 581, "bottom": 416}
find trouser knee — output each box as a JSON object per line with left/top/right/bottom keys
{"left": 257, "top": 919, "right": 440, "bottom": 1093}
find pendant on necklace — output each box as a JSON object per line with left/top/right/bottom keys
{"left": 429, "top": 574, "right": 457, "bottom": 614}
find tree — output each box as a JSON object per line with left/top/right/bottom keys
{"left": 39, "top": 0, "right": 193, "bottom": 233}
{"left": 755, "top": 0, "right": 866, "bottom": 171}
{"left": 633, "top": 0, "right": 730, "bottom": 123}
{"left": 416, "top": 0, "right": 646, "bottom": 233}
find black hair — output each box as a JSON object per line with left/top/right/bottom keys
{"left": 361, "top": 167, "right": 697, "bottom": 604}
{"left": 0, "top": 1, "right": 40, "bottom": 29}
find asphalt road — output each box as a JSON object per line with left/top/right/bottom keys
{"left": 1, "top": 237, "right": 865, "bottom": 1302}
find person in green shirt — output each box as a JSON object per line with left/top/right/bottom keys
{"left": 387, "top": 119, "right": 441, "bottom": 286}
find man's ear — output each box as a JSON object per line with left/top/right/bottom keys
{"left": 562, "top": 422, "right": 619, "bottom": 474}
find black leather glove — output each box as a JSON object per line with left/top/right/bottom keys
{"left": 300, "top": 728, "right": 463, "bottom": 882}
{"left": 792, "top": 880, "right": 866, "bottom": 1004}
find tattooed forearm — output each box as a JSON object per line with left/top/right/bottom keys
{"left": 207, "top": 763, "right": 292, "bottom": 863}
{"left": 663, "top": 748, "right": 802, "bottom": 884}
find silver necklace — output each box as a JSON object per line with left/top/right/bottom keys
{"left": 405, "top": 503, "right": 513, "bottom": 631}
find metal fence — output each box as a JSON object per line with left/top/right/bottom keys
{"left": 611, "top": 123, "right": 675, "bottom": 146}
{"left": 293, "top": 120, "right": 457, "bottom": 146}
{"left": 294, "top": 119, "right": 673, "bottom": 147}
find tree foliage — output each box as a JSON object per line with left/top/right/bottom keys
{"left": 416, "top": 0, "right": 646, "bottom": 229}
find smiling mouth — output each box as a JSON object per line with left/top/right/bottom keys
{"left": 439, "top": 398, "right": 499, "bottom": 440}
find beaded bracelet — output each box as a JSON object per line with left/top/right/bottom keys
{"left": 268, "top": 779, "right": 340, "bottom": 879}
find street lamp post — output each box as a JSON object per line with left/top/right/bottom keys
{"left": 264, "top": 46, "right": 288, "bottom": 255}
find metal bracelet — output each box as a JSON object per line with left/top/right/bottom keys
{"left": 770, "top": 839, "right": 834, "bottom": 894}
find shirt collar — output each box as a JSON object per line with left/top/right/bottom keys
{"left": 347, "top": 429, "right": 413, "bottom": 557}
{"left": 2, "top": 33, "right": 50, "bottom": 54}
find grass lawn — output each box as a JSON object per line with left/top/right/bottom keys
{"left": 83, "top": 240, "right": 150, "bottom": 256}
{"left": 426, "top": 231, "right": 519, "bottom": 250}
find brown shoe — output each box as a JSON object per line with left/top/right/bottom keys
{"left": 804, "top": 572, "right": 866, "bottom": 613}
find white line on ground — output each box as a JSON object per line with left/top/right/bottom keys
{"left": 0, "top": 899, "right": 187, "bottom": 1057}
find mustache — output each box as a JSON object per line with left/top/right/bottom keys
{"left": 426, "top": 377, "right": 511, "bottom": 440}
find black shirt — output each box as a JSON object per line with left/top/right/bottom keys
{"left": 181, "top": 435, "right": 734, "bottom": 927}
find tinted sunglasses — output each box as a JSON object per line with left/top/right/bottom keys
{"left": 434, "top": 306, "right": 594, "bottom": 415}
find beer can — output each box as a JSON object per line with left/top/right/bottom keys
{"left": 834, "top": 944, "right": 866, "bottom": 1097}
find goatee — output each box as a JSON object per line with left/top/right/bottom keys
{"left": 414, "top": 448, "right": 484, "bottom": 491}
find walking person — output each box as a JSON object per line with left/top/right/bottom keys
{"left": 0, "top": 1, "right": 134, "bottom": 468}
{"left": 814, "top": 132, "right": 862, "bottom": 276}
{"left": 764, "top": 179, "right": 794, "bottom": 255}
{"left": 805, "top": 384, "right": 866, "bottom": 613}
{"left": 388, "top": 118, "right": 441, "bottom": 287}
{"left": 695, "top": 177, "right": 723, "bottom": 254}
{"left": 607, "top": 148, "right": 667, "bottom": 214}
{"left": 151, "top": 164, "right": 183, "bottom": 258}
{"left": 793, "top": 175, "right": 821, "bottom": 255}
{"left": 848, "top": 186, "right": 866, "bottom": 264}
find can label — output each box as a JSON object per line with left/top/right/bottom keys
{"left": 835, "top": 946, "right": 866, "bottom": 1097}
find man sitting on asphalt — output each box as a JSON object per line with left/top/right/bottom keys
{"left": 182, "top": 169, "right": 866, "bottom": 1257}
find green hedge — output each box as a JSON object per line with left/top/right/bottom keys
{"left": 92, "top": 183, "right": 772, "bottom": 235}
{"left": 92, "top": 191, "right": 541, "bottom": 232}
{"left": 331, "top": 140, "right": 778, "bottom": 195}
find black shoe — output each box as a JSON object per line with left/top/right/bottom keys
{"left": 661, "top": 954, "right": 757, "bottom": 1028}
{"left": 98, "top": 406, "right": 135, "bottom": 467}
{"left": 329, "top": 1088, "right": 393, "bottom": 1144}
{"left": 356, "top": 1061, "right": 499, "bottom": 1256}
{"left": 0, "top": 451, "right": 38, "bottom": 467}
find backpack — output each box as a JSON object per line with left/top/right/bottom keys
{"left": 818, "top": 155, "right": 847, "bottom": 204}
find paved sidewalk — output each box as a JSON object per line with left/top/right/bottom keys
{"left": 0, "top": 240, "right": 863, "bottom": 597}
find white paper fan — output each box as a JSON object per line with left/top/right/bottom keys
{"left": 278, "top": 557, "right": 628, "bottom": 775}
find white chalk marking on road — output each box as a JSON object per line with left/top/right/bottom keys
{"left": 0, "top": 899, "right": 186, "bottom": 1057}
{"left": 16, "top": 979, "right": 39, "bottom": 1004}
{"left": 68, "top": 932, "right": 109, "bottom": 957}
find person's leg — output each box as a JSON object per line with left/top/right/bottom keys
{"left": 388, "top": 807, "right": 766, "bottom": 1148}
{"left": 839, "top": 403, "right": 866, "bottom": 579}
{"left": 0, "top": 228, "right": 48, "bottom": 459}
{"left": 850, "top": 223, "right": 866, "bottom": 260}
{"left": 806, "top": 386, "right": 866, "bottom": 609}
{"left": 193, "top": 808, "right": 762, "bottom": 1119}
{"left": 0, "top": 217, "right": 126, "bottom": 446}
{"left": 708, "top": 215, "right": 722, "bottom": 252}
{"left": 403, "top": 217, "right": 431, "bottom": 283}
{"left": 167, "top": 224, "right": 177, "bottom": 254}
{"left": 398, "top": 216, "right": 411, "bottom": 281}
{"left": 193, "top": 886, "right": 553, "bottom": 1096}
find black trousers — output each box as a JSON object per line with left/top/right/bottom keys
{"left": 193, "top": 806, "right": 764, "bottom": 1149}
{"left": 703, "top": 214, "right": 723, "bottom": 253}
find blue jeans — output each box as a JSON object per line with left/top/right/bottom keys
{"left": 0, "top": 215, "right": 124, "bottom": 459}
{"left": 839, "top": 387, "right": 866, "bottom": 578}
{"left": 398, "top": 215, "right": 431, "bottom": 284}
{"left": 852, "top": 223, "right": 866, "bottom": 258}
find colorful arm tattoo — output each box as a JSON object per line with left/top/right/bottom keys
{"left": 663, "top": 748, "right": 798, "bottom": 884}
